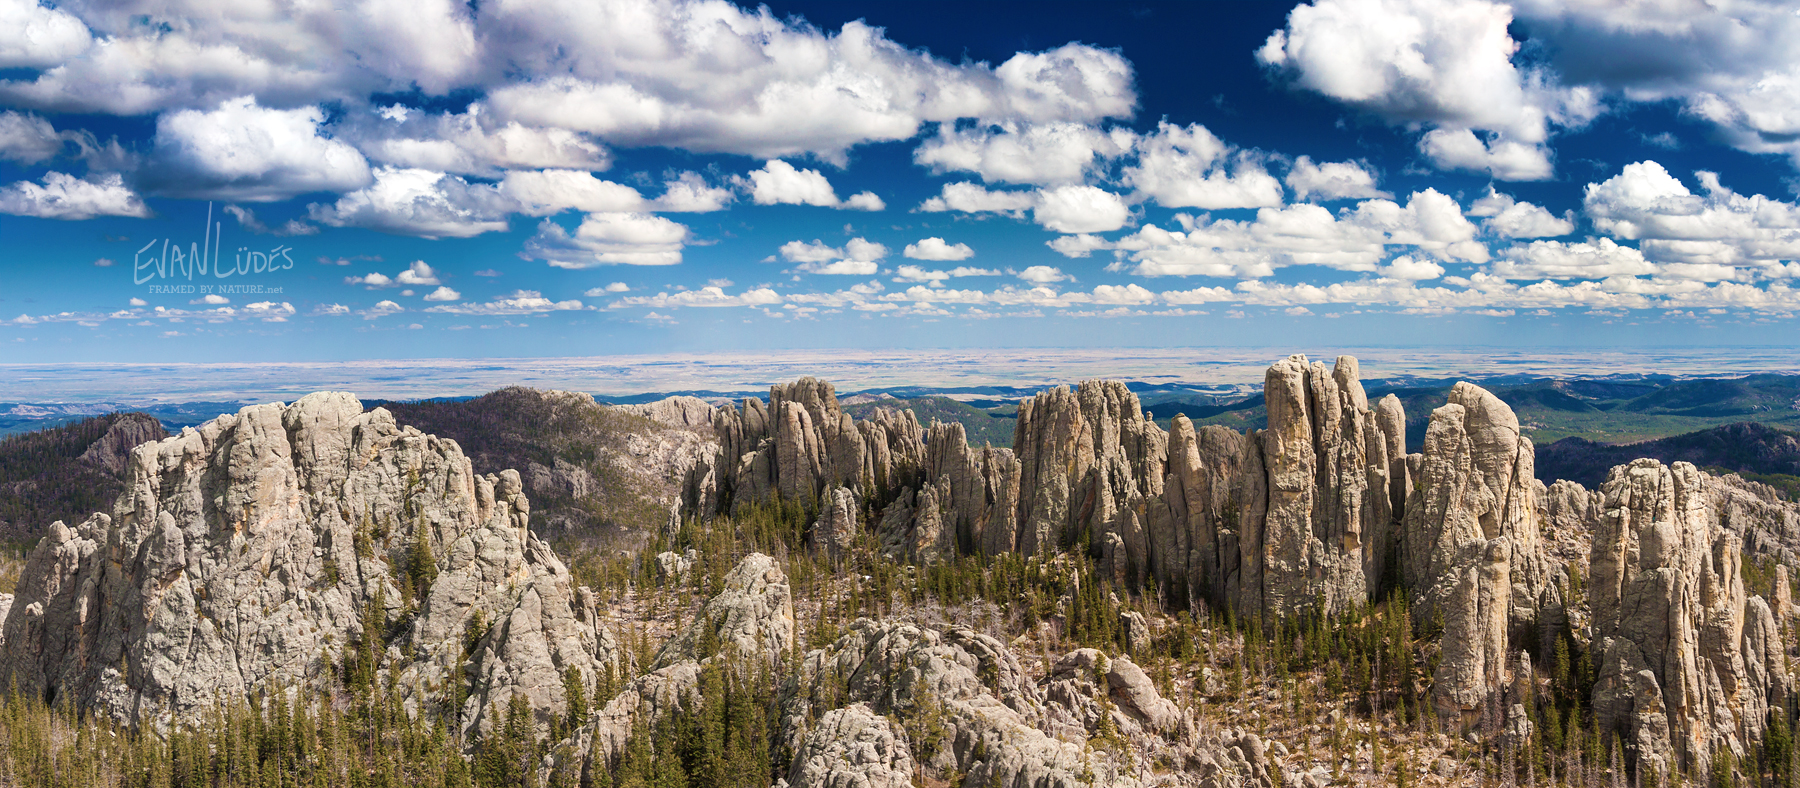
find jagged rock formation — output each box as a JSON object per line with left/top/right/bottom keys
{"left": 1216, "top": 356, "right": 1405, "bottom": 620}
{"left": 692, "top": 356, "right": 1415, "bottom": 624}
{"left": 809, "top": 487, "right": 858, "bottom": 563}
{"left": 1399, "top": 382, "right": 1556, "bottom": 726}
{"left": 875, "top": 420, "right": 1020, "bottom": 563}
{"left": 653, "top": 552, "right": 794, "bottom": 668}
{"left": 0, "top": 393, "right": 616, "bottom": 737}
{"left": 1589, "top": 459, "right": 1792, "bottom": 780}
{"left": 1013, "top": 380, "right": 1167, "bottom": 567}
{"left": 542, "top": 552, "right": 794, "bottom": 781}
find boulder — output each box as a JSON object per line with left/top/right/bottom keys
{"left": 785, "top": 703, "right": 917, "bottom": 788}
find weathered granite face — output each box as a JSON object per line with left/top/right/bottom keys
{"left": 1399, "top": 382, "right": 1551, "bottom": 726}
{"left": 1588, "top": 459, "right": 1791, "bottom": 781}
{"left": 0, "top": 392, "right": 617, "bottom": 739}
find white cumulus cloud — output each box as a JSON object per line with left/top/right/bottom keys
{"left": 148, "top": 97, "right": 372, "bottom": 201}
{"left": 903, "top": 237, "right": 974, "bottom": 261}
{"left": 0, "top": 172, "right": 149, "bottom": 220}
{"left": 309, "top": 167, "right": 511, "bottom": 239}
{"left": 523, "top": 212, "right": 691, "bottom": 268}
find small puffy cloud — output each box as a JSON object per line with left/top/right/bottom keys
{"left": 501, "top": 169, "right": 646, "bottom": 216}
{"left": 242, "top": 301, "right": 296, "bottom": 321}
{"left": 845, "top": 238, "right": 888, "bottom": 261}
{"left": 313, "top": 303, "right": 352, "bottom": 316}
{"left": 611, "top": 286, "right": 784, "bottom": 309}
{"left": 346, "top": 261, "right": 443, "bottom": 289}
{"left": 781, "top": 237, "right": 887, "bottom": 274}
{"left": 128, "top": 297, "right": 146, "bottom": 307}
{"left": 1017, "top": 265, "right": 1071, "bottom": 284}
{"left": 654, "top": 172, "right": 734, "bottom": 212}
{"left": 918, "top": 182, "right": 1038, "bottom": 216}
{"left": 474, "top": 269, "right": 501, "bottom": 277}
{"left": 1033, "top": 185, "right": 1131, "bottom": 234}
{"left": 362, "top": 300, "right": 405, "bottom": 320}
{"left": 913, "top": 121, "right": 1128, "bottom": 185}
{"left": 309, "top": 167, "right": 511, "bottom": 239}
{"left": 1584, "top": 161, "right": 1800, "bottom": 275}
{"left": 147, "top": 97, "right": 372, "bottom": 201}
{"left": 1285, "top": 306, "right": 1314, "bottom": 316}
{"left": 1110, "top": 189, "right": 1482, "bottom": 278}
{"left": 1469, "top": 189, "right": 1574, "bottom": 238}
{"left": 190, "top": 294, "right": 230, "bottom": 305}
{"left": 737, "top": 160, "right": 880, "bottom": 210}
{"left": 779, "top": 239, "right": 843, "bottom": 264}
{"left": 92, "top": 257, "right": 113, "bottom": 267}
{"left": 0, "top": 172, "right": 150, "bottom": 220}
{"left": 422, "top": 286, "right": 461, "bottom": 301}
{"left": 1382, "top": 256, "right": 1446, "bottom": 280}
{"left": 396, "top": 261, "right": 442, "bottom": 286}
{"left": 1419, "top": 128, "right": 1555, "bottom": 182}
{"left": 347, "top": 272, "right": 394, "bottom": 288}
{"left": 423, "top": 289, "right": 585, "bottom": 314}
{"left": 1286, "top": 156, "right": 1388, "bottom": 201}
{"left": 1258, "top": 0, "right": 1597, "bottom": 180}
{"left": 1047, "top": 234, "right": 1111, "bottom": 258}
{"left": 843, "top": 191, "right": 886, "bottom": 211}
{"left": 523, "top": 213, "right": 691, "bottom": 268}
{"left": 606, "top": 282, "right": 630, "bottom": 292}
{"left": 1488, "top": 238, "right": 1656, "bottom": 279}
{"left": 903, "top": 237, "right": 975, "bottom": 261}
{"left": 1122, "top": 121, "right": 1284, "bottom": 209}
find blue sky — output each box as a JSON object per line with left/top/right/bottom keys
{"left": 3, "top": 0, "right": 1800, "bottom": 363}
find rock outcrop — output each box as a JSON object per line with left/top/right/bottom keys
{"left": 774, "top": 619, "right": 1244, "bottom": 788}
{"left": 615, "top": 396, "right": 719, "bottom": 431}
{"left": 784, "top": 703, "right": 917, "bottom": 788}
{"left": 809, "top": 486, "right": 859, "bottom": 563}
{"left": 1399, "top": 382, "right": 1555, "bottom": 726}
{"left": 542, "top": 552, "right": 794, "bottom": 781}
{"left": 691, "top": 356, "right": 1418, "bottom": 624}
{"left": 1588, "top": 459, "right": 1791, "bottom": 780}
{"left": 1219, "top": 356, "right": 1404, "bottom": 620}
{"left": 0, "top": 393, "right": 617, "bottom": 738}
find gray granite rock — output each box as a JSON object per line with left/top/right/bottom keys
{"left": 0, "top": 392, "right": 617, "bottom": 739}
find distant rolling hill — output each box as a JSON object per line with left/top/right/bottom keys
{"left": 0, "top": 412, "right": 167, "bottom": 543}
{"left": 1536, "top": 421, "right": 1800, "bottom": 497}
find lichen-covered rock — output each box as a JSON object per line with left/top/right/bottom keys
{"left": 786, "top": 703, "right": 917, "bottom": 788}
{"left": 1588, "top": 459, "right": 1791, "bottom": 780}
{"left": 0, "top": 392, "right": 616, "bottom": 739}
